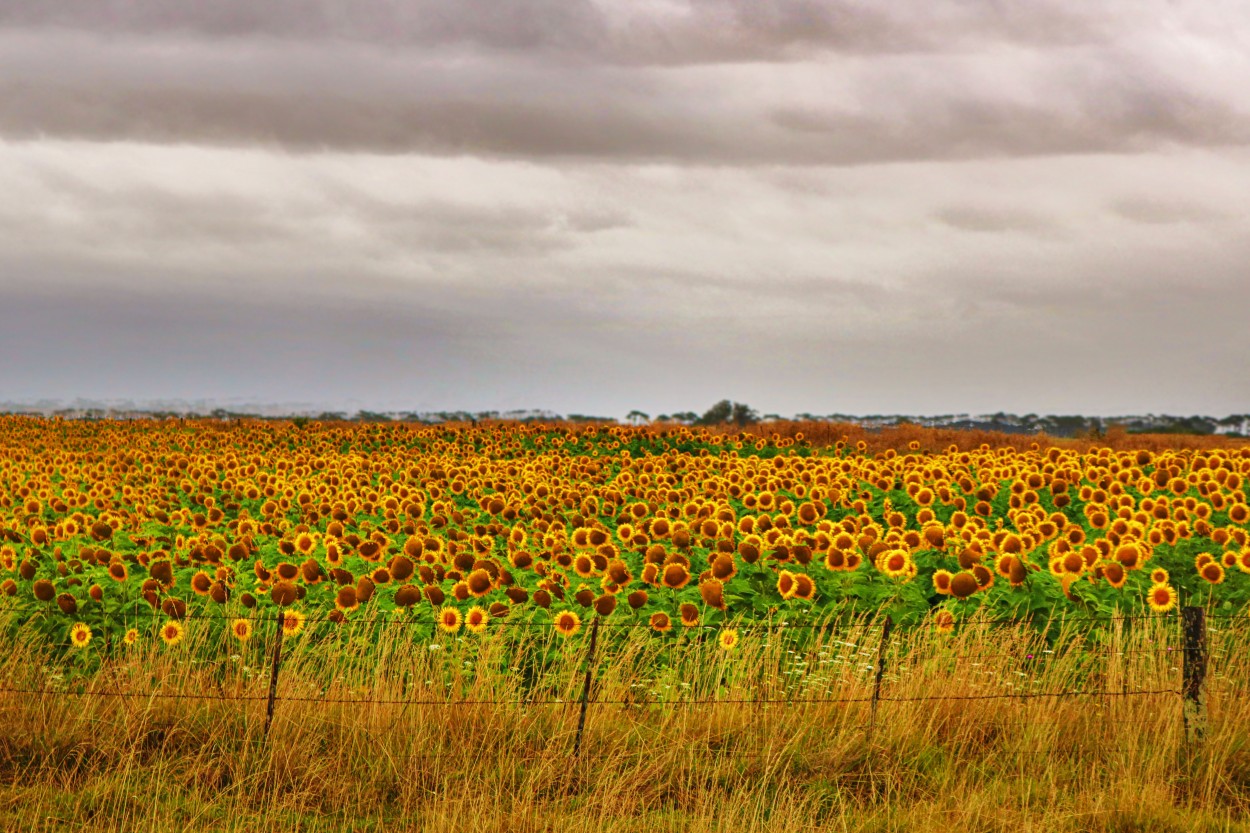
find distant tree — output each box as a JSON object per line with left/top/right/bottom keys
{"left": 670, "top": 412, "right": 699, "bottom": 424}
{"left": 316, "top": 411, "right": 348, "bottom": 422}
{"left": 730, "top": 402, "right": 760, "bottom": 426}
{"left": 696, "top": 400, "right": 733, "bottom": 425}
{"left": 626, "top": 410, "right": 650, "bottom": 426}
{"left": 354, "top": 411, "right": 392, "bottom": 422}
{"left": 696, "top": 400, "right": 759, "bottom": 427}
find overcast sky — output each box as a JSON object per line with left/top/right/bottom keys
{"left": 1, "top": 1, "right": 1248, "bottom": 418}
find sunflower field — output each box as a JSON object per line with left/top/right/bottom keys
{"left": 2, "top": 416, "right": 1249, "bottom": 661}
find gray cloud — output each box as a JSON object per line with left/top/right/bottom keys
{"left": 0, "top": 1, "right": 1161, "bottom": 62}
{"left": 1, "top": 2, "right": 1248, "bottom": 163}
{"left": 1, "top": 2, "right": 1249, "bottom": 417}
{"left": 933, "top": 204, "right": 1059, "bottom": 235}
{"left": 1110, "top": 196, "right": 1233, "bottom": 226}
{"left": 5, "top": 238, "right": 1248, "bottom": 417}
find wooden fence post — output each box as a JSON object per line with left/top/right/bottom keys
{"left": 1181, "top": 606, "right": 1207, "bottom": 746}
{"left": 264, "top": 611, "right": 286, "bottom": 739}
{"left": 868, "top": 615, "right": 893, "bottom": 743}
{"left": 572, "top": 615, "right": 601, "bottom": 758}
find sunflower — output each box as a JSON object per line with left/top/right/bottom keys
{"left": 466, "top": 568, "right": 493, "bottom": 597}
{"left": 994, "top": 554, "right": 1017, "bottom": 579}
{"left": 649, "top": 611, "right": 673, "bottom": 633}
{"left": 123, "top": 628, "right": 138, "bottom": 646}
{"left": 711, "top": 554, "right": 738, "bottom": 581}
{"left": 932, "top": 569, "right": 953, "bottom": 595}
{"left": 792, "top": 573, "right": 816, "bottom": 601}
{"left": 881, "top": 550, "right": 912, "bottom": 579}
{"left": 661, "top": 563, "right": 691, "bottom": 590}
{"left": 69, "top": 622, "right": 92, "bottom": 649}
{"left": 335, "top": 586, "right": 359, "bottom": 613}
{"left": 1147, "top": 583, "right": 1177, "bottom": 613}
{"left": 159, "top": 620, "right": 185, "bottom": 646}
{"left": 437, "top": 607, "right": 462, "bottom": 633}
{"left": 1061, "top": 552, "right": 1085, "bottom": 575}
{"left": 1150, "top": 568, "right": 1169, "bottom": 584}
{"left": 270, "top": 582, "right": 298, "bottom": 607}
{"left": 107, "top": 561, "right": 128, "bottom": 582}
{"left": 1102, "top": 562, "right": 1128, "bottom": 589}
{"left": 679, "top": 603, "right": 700, "bottom": 627}
{"left": 1114, "top": 542, "right": 1143, "bottom": 570}
{"left": 933, "top": 610, "right": 956, "bottom": 635}
{"left": 719, "top": 629, "right": 739, "bottom": 651}
{"left": 282, "top": 609, "right": 306, "bottom": 636}
{"left": 395, "top": 584, "right": 423, "bottom": 607}
{"left": 607, "top": 559, "right": 632, "bottom": 586}
{"left": 231, "top": 618, "right": 253, "bottom": 642}
{"left": 573, "top": 555, "right": 595, "bottom": 578}
{"left": 699, "top": 577, "right": 726, "bottom": 610}
{"left": 191, "top": 570, "right": 212, "bottom": 596}
{"left": 972, "top": 564, "right": 994, "bottom": 590}
{"left": 462, "top": 606, "right": 489, "bottom": 633}
{"left": 325, "top": 541, "right": 343, "bottom": 566}
{"left": 32, "top": 579, "right": 55, "bottom": 602}
{"left": 593, "top": 594, "right": 618, "bottom": 616}
{"left": 553, "top": 610, "right": 581, "bottom": 638}
{"left": 1200, "top": 562, "right": 1225, "bottom": 585}
{"left": 776, "top": 570, "right": 797, "bottom": 599}
{"left": 949, "top": 571, "right": 979, "bottom": 599}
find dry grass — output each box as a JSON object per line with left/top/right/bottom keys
{"left": 1, "top": 614, "right": 1248, "bottom": 832}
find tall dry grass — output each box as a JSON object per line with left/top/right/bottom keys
{"left": 1, "top": 614, "right": 1248, "bottom": 832}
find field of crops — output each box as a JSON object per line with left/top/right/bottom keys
{"left": 2, "top": 416, "right": 1249, "bottom": 658}
{"left": 3, "top": 417, "right": 1250, "bottom": 831}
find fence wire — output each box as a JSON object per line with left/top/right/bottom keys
{"left": 0, "top": 604, "right": 1237, "bottom": 766}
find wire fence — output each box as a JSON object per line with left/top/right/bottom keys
{"left": 13, "top": 601, "right": 1250, "bottom": 628}
{"left": 1, "top": 605, "right": 1231, "bottom": 751}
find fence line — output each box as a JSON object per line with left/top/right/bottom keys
{"left": 0, "top": 684, "right": 1184, "bottom": 707}
{"left": 0, "top": 605, "right": 1235, "bottom": 762}
{"left": 12, "top": 602, "right": 1246, "bottom": 630}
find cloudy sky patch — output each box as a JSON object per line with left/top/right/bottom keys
{"left": 1, "top": 1, "right": 1248, "bottom": 417}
